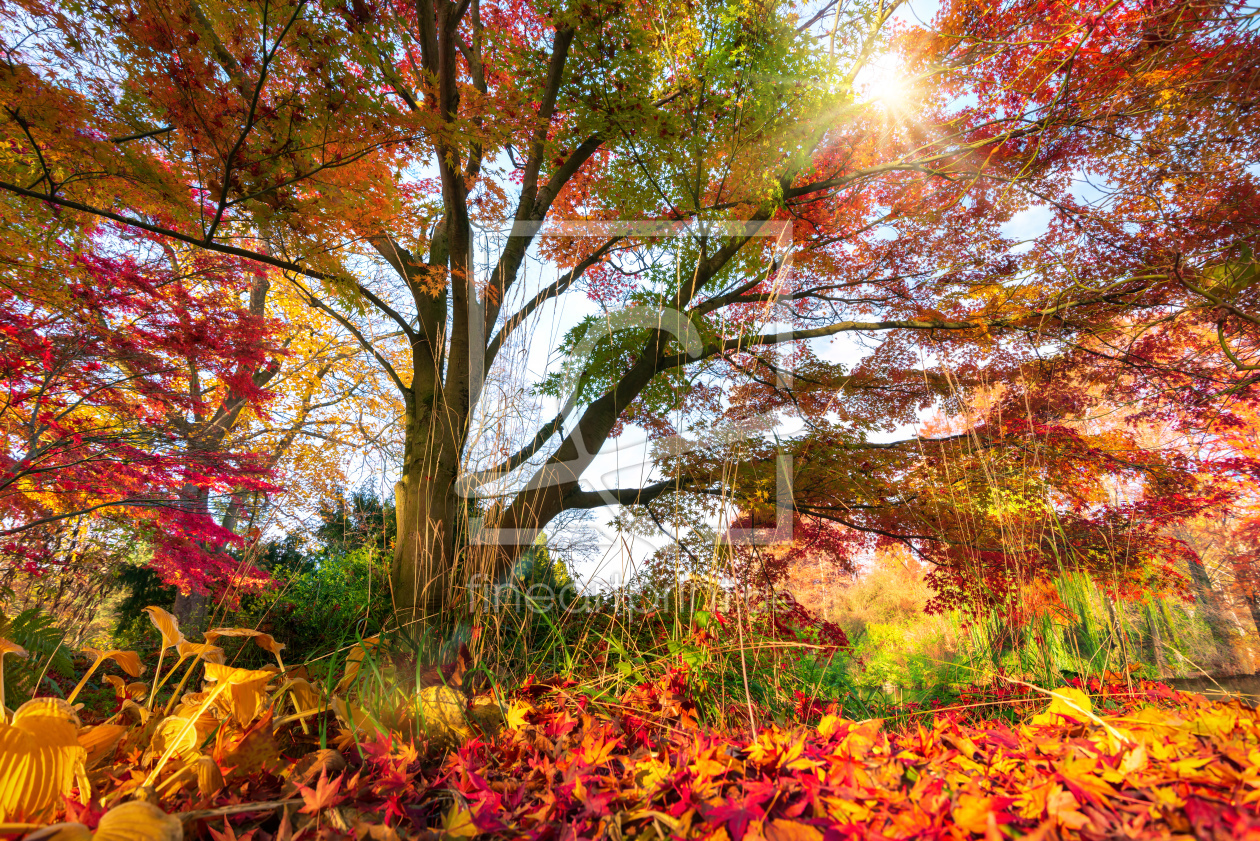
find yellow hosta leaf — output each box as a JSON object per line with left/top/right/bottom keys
{"left": 103, "top": 676, "right": 147, "bottom": 701}
{"left": 191, "top": 755, "right": 224, "bottom": 798}
{"left": 0, "top": 637, "right": 27, "bottom": 660}
{"left": 143, "top": 607, "right": 183, "bottom": 651}
{"left": 81, "top": 649, "right": 143, "bottom": 678}
{"left": 287, "top": 678, "right": 322, "bottom": 713}
{"left": 92, "top": 800, "right": 182, "bottom": 841}
{"left": 151, "top": 714, "right": 203, "bottom": 761}
{"left": 204, "top": 628, "right": 284, "bottom": 656}
{"left": 329, "top": 697, "right": 385, "bottom": 737}
{"left": 21, "top": 822, "right": 93, "bottom": 841}
{"left": 121, "top": 699, "right": 150, "bottom": 724}
{"left": 175, "top": 641, "right": 225, "bottom": 665}
{"left": 15, "top": 698, "right": 80, "bottom": 723}
{"left": 468, "top": 698, "right": 504, "bottom": 735}
{"left": 416, "top": 685, "right": 471, "bottom": 747}
{"left": 77, "top": 724, "right": 128, "bottom": 769}
{"left": 0, "top": 698, "right": 86, "bottom": 821}
{"left": 202, "top": 662, "right": 276, "bottom": 724}
{"left": 253, "top": 634, "right": 284, "bottom": 656}
{"left": 204, "top": 627, "right": 256, "bottom": 643}
{"left": 154, "top": 699, "right": 220, "bottom": 759}
{"left": 334, "top": 635, "right": 381, "bottom": 693}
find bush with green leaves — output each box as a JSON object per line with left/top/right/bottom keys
{"left": 226, "top": 543, "right": 392, "bottom": 667}
{"left": 0, "top": 606, "right": 74, "bottom": 701}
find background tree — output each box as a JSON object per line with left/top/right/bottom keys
{"left": 1, "top": 0, "right": 1257, "bottom": 642}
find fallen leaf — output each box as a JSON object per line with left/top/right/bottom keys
{"left": 93, "top": 800, "right": 182, "bottom": 841}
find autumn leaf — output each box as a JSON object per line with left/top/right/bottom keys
{"left": 143, "top": 607, "right": 183, "bottom": 651}
{"left": 201, "top": 662, "right": 277, "bottom": 724}
{"left": 0, "top": 698, "right": 86, "bottom": 822}
{"left": 77, "top": 724, "right": 128, "bottom": 770}
{"left": 175, "top": 641, "right": 226, "bottom": 665}
{"left": 765, "top": 819, "right": 824, "bottom": 841}
{"left": 1029, "top": 686, "right": 1093, "bottom": 727}
{"left": 92, "top": 801, "right": 182, "bottom": 841}
{"left": 217, "top": 709, "right": 280, "bottom": 779}
{"left": 297, "top": 766, "right": 346, "bottom": 815}
{"left": 441, "top": 803, "right": 479, "bottom": 839}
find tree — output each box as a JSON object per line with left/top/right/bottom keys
{"left": 0, "top": 200, "right": 376, "bottom": 625}
{"left": 0, "top": 222, "right": 278, "bottom": 596}
{"left": 1, "top": 0, "right": 1257, "bottom": 638}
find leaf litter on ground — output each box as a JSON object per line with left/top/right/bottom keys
{"left": 1, "top": 608, "right": 1260, "bottom": 839}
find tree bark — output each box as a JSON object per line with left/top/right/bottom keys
{"left": 1189, "top": 558, "right": 1243, "bottom": 674}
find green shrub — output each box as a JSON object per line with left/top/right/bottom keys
{"left": 0, "top": 606, "right": 74, "bottom": 701}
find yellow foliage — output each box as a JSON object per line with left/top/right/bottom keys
{"left": 201, "top": 663, "right": 276, "bottom": 724}
{"left": 0, "top": 699, "right": 86, "bottom": 821}
{"left": 1029, "top": 686, "right": 1093, "bottom": 727}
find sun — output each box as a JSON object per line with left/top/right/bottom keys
{"left": 856, "top": 53, "right": 916, "bottom": 113}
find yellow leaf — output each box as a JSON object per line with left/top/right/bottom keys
{"left": 416, "top": 685, "right": 471, "bottom": 747}
{"left": 821, "top": 796, "right": 872, "bottom": 822}
{"left": 442, "top": 803, "right": 479, "bottom": 838}
{"left": 103, "top": 676, "right": 148, "bottom": 702}
{"left": 334, "top": 636, "right": 380, "bottom": 693}
{"left": 0, "top": 637, "right": 27, "bottom": 660}
{"left": 203, "top": 628, "right": 283, "bottom": 656}
{"left": 77, "top": 724, "right": 128, "bottom": 769}
{"left": 92, "top": 800, "right": 182, "bottom": 841}
{"left": 1110, "top": 744, "right": 1146, "bottom": 776}
{"left": 152, "top": 715, "right": 203, "bottom": 761}
{"left": 175, "top": 641, "right": 225, "bottom": 665}
{"left": 253, "top": 634, "right": 284, "bottom": 656}
{"left": 505, "top": 701, "right": 532, "bottom": 730}
{"left": 81, "top": 649, "right": 143, "bottom": 678}
{"left": 329, "top": 697, "right": 385, "bottom": 737}
{"left": 0, "top": 699, "right": 86, "bottom": 821}
{"left": 21, "top": 822, "right": 92, "bottom": 841}
{"left": 202, "top": 662, "right": 276, "bottom": 724}
{"left": 218, "top": 710, "right": 279, "bottom": 779}
{"left": 143, "top": 607, "right": 183, "bottom": 651}
{"left": 953, "top": 794, "right": 995, "bottom": 834}
{"left": 1030, "top": 687, "right": 1093, "bottom": 726}
{"left": 1046, "top": 786, "right": 1089, "bottom": 830}
{"left": 765, "top": 819, "right": 824, "bottom": 841}
{"left": 191, "top": 755, "right": 224, "bottom": 798}
{"left": 286, "top": 678, "right": 322, "bottom": 714}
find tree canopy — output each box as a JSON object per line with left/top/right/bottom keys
{"left": 1, "top": 0, "right": 1258, "bottom": 635}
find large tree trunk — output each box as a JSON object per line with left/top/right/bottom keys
{"left": 1189, "top": 558, "right": 1244, "bottom": 674}
{"left": 172, "top": 590, "right": 209, "bottom": 632}
{"left": 391, "top": 468, "right": 458, "bottom": 636}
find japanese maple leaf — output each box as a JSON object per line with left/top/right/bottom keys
{"left": 208, "top": 823, "right": 259, "bottom": 841}
{"left": 382, "top": 793, "right": 408, "bottom": 825}
{"left": 706, "top": 789, "right": 772, "bottom": 841}
{"left": 297, "top": 767, "right": 346, "bottom": 815}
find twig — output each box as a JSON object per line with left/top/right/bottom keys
{"left": 178, "top": 799, "right": 303, "bottom": 822}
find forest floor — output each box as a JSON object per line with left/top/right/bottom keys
{"left": 5, "top": 667, "right": 1260, "bottom": 841}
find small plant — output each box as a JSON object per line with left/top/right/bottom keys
{"left": 0, "top": 606, "right": 73, "bottom": 702}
